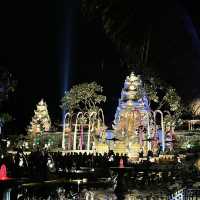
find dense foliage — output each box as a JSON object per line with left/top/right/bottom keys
{"left": 0, "top": 67, "right": 16, "bottom": 105}
{"left": 81, "top": 1, "right": 184, "bottom": 128}
{"left": 144, "top": 77, "right": 183, "bottom": 128}
{"left": 61, "top": 82, "right": 106, "bottom": 113}
{"left": 81, "top": 0, "right": 158, "bottom": 68}
{"left": 0, "top": 67, "right": 17, "bottom": 132}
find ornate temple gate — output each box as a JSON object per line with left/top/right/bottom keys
{"left": 62, "top": 109, "right": 108, "bottom": 154}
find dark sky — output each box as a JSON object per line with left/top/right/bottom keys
{"left": 0, "top": 1, "right": 200, "bottom": 133}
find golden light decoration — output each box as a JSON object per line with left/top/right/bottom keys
{"left": 195, "top": 158, "right": 200, "bottom": 171}
{"left": 190, "top": 99, "right": 200, "bottom": 116}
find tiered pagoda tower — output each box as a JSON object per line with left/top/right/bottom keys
{"left": 28, "top": 99, "right": 51, "bottom": 136}
{"left": 112, "top": 72, "right": 151, "bottom": 159}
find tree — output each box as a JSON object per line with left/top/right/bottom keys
{"left": 28, "top": 99, "right": 51, "bottom": 135}
{"left": 81, "top": 0, "right": 157, "bottom": 69}
{"left": 0, "top": 113, "right": 12, "bottom": 134}
{"left": 0, "top": 67, "right": 17, "bottom": 135}
{"left": 0, "top": 67, "right": 16, "bottom": 104}
{"left": 61, "top": 82, "right": 106, "bottom": 113}
{"left": 81, "top": 1, "right": 184, "bottom": 128}
{"left": 144, "top": 77, "right": 183, "bottom": 128}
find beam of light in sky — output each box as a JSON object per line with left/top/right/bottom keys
{"left": 62, "top": 9, "right": 72, "bottom": 96}
{"left": 57, "top": 0, "right": 79, "bottom": 119}
{"left": 176, "top": 3, "right": 200, "bottom": 97}
{"left": 60, "top": 4, "right": 72, "bottom": 97}
{"left": 178, "top": 4, "right": 200, "bottom": 54}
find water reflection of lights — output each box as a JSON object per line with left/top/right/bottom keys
{"left": 80, "top": 189, "right": 117, "bottom": 200}
{"left": 2, "top": 185, "right": 200, "bottom": 199}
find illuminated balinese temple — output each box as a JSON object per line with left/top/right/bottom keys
{"left": 28, "top": 73, "right": 170, "bottom": 157}
{"left": 112, "top": 72, "right": 153, "bottom": 159}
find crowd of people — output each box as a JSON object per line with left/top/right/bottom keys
{"left": 0, "top": 149, "right": 130, "bottom": 179}
{"left": 0, "top": 146, "right": 190, "bottom": 182}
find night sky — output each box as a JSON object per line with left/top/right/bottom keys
{"left": 0, "top": 1, "right": 200, "bottom": 133}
